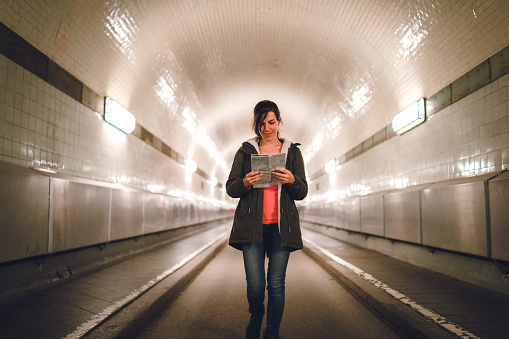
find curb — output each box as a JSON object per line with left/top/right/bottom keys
{"left": 303, "top": 241, "right": 458, "bottom": 339}
{"left": 84, "top": 236, "right": 228, "bottom": 338}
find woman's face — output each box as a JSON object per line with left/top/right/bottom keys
{"left": 259, "top": 111, "right": 279, "bottom": 143}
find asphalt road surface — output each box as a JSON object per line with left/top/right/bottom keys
{"left": 130, "top": 244, "right": 404, "bottom": 339}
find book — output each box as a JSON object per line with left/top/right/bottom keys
{"left": 251, "top": 153, "right": 286, "bottom": 188}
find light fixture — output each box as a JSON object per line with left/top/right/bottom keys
{"left": 31, "top": 165, "right": 58, "bottom": 174}
{"left": 392, "top": 98, "right": 426, "bottom": 135}
{"left": 104, "top": 97, "right": 136, "bottom": 134}
{"left": 210, "top": 176, "right": 218, "bottom": 186}
{"left": 324, "top": 159, "right": 337, "bottom": 174}
{"left": 184, "top": 158, "right": 197, "bottom": 173}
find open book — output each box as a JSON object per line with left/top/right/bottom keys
{"left": 251, "top": 153, "right": 286, "bottom": 188}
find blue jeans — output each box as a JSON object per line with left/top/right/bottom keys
{"left": 242, "top": 224, "right": 291, "bottom": 334}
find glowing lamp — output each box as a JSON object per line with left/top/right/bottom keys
{"left": 324, "top": 159, "right": 337, "bottom": 174}
{"left": 104, "top": 97, "right": 136, "bottom": 134}
{"left": 185, "top": 158, "right": 197, "bottom": 173}
{"left": 392, "top": 98, "right": 426, "bottom": 135}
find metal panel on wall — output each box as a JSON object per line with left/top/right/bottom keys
{"left": 52, "top": 180, "right": 110, "bottom": 251}
{"left": 489, "top": 171, "right": 509, "bottom": 261}
{"left": 385, "top": 189, "right": 422, "bottom": 244}
{"left": 0, "top": 161, "right": 232, "bottom": 265}
{"left": 166, "top": 195, "right": 182, "bottom": 231}
{"left": 322, "top": 201, "right": 335, "bottom": 226}
{"left": 360, "top": 194, "right": 384, "bottom": 236}
{"left": 0, "top": 167, "right": 50, "bottom": 262}
{"left": 110, "top": 189, "right": 144, "bottom": 240}
{"left": 142, "top": 193, "right": 167, "bottom": 234}
{"left": 421, "top": 177, "right": 489, "bottom": 257}
{"left": 190, "top": 203, "right": 198, "bottom": 224}
{"left": 344, "top": 197, "right": 360, "bottom": 231}
{"left": 333, "top": 199, "right": 345, "bottom": 228}
{"left": 179, "top": 199, "right": 192, "bottom": 227}
{"left": 315, "top": 203, "right": 326, "bottom": 225}
{"left": 298, "top": 205, "right": 316, "bottom": 224}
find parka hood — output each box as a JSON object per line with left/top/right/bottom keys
{"left": 242, "top": 137, "right": 299, "bottom": 156}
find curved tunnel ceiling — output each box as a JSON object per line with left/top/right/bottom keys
{"left": 3, "top": 0, "right": 508, "bottom": 182}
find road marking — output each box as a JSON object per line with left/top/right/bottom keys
{"left": 304, "top": 237, "right": 480, "bottom": 339}
{"left": 64, "top": 232, "right": 228, "bottom": 339}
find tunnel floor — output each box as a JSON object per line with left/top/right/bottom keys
{"left": 0, "top": 222, "right": 508, "bottom": 339}
{"left": 128, "top": 243, "right": 402, "bottom": 339}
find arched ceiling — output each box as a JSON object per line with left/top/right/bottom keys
{"left": 2, "top": 0, "right": 508, "bottom": 182}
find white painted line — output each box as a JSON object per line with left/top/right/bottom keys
{"left": 64, "top": 232, "right": 228, "bottom": 339}
{"left": 303, "top": 237, "right": 480, "bottom": 339}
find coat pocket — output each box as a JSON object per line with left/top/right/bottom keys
{"left": 287, "top": 201, "right": 299, "bottom": 221}
{"left": 235, "top": 196, "right": 250, "bottom": 220}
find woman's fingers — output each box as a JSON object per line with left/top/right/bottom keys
{"left": 251, "top": 172, "right": 263, "bottom": 184}
{"left": 272, "top": 168, "right": 295, "bottom": 184}
{"left": 246, "top": 169, "right": 296, "bottom": 186}
{"left": 245, "top": 171, "right": 263, "bottom": 185}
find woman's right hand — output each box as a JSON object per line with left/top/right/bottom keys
{"left": 243, "top": 171, "right": 263, "bottom": 187}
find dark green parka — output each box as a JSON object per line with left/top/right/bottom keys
{"left": 226, "top": 138, "right": 308, "bottom": 251}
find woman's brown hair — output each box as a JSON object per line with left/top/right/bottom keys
{"left": 252, "top": 100, "right": 283, "bottom": 142}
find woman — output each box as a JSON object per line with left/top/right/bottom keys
{"left": 226, "top": 100, "right": 308, "bottom": 339}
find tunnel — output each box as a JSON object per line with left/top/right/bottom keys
{"left": 0, "top": 1, "right": 509, "bottom": 338}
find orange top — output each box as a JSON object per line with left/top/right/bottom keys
{"left": 263, "top": 185, "right": 278, "bottom": 224}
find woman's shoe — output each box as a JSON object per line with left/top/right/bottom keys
{"left": 262, "top": 329, "right": 279, "bottom": 339}
{"left": 246, "top": 311, "right": 264, "bottom": 339}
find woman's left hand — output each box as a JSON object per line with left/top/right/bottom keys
{"left": 272, "top": 168, "right": 295, "bottom": 184}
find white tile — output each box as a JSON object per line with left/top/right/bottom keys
{"left": 0, "top": 69, "right": 7, "bottom": 87}
{"left": 499, "top": 73, "right": 508, "bottom": 87}
{"left": 493, "top": 89, "right": 501, "bottom": 106}
{"left": 500, "top": 85, "right": 507, "bottom": 103}
{"left": 3, "top": 139, "right": 12, "bottom": 156}
{"left": 0, "top": 100, "right": 5, "bottom": 121}
{"left": 501, "top": 117, "right": 509, "bottom": 134}
{"left": 0, "top": 54, "right": 7, "bottom": 70}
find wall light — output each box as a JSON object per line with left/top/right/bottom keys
{"left": 210, "top": 176, "right": 218, "bottom": 186}
{"left": 324, "top": 159, "right": 337, "bottom": 174}
{"left": 31, "top": 165, "right": 58, "bottom": 174}
{"left": 392, "top": 98, "right": 426, "bottom": 135}
{"left": 104, "top": 97, "right": 136, "bottom": 134}
{"left": 184, "top": 158, "right": 197, "bottom": 173}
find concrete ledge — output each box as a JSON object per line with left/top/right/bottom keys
{"left": 303, "top": 242, "right": 458, "bottom": 339}
{"left": 302, "top": 221, "right": 509, "bottom": 297}
{"left": 84, "top": 236, "right": 228, "bottom": 338}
